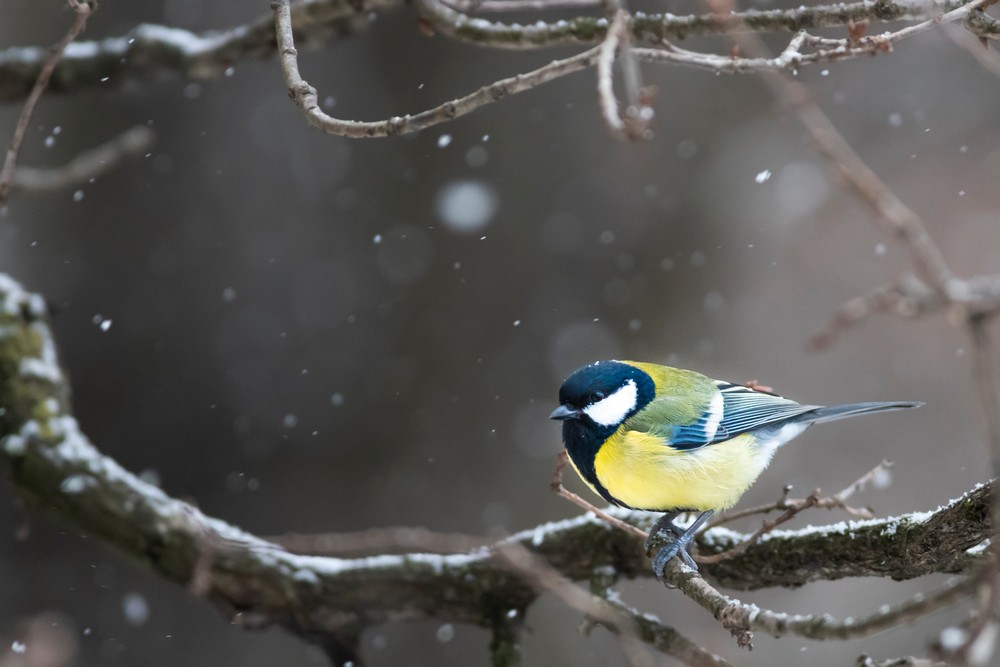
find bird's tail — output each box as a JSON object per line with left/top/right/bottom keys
{"left": 800, "top": 401, "right": 923, "bottom": 425}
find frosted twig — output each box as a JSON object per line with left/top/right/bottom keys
{"left": 0, "top": 0, "right": 95, "bottom": 206}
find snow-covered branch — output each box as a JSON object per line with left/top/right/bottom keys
{"left": 0, "top": 272, "right": 992, "bottom": 664}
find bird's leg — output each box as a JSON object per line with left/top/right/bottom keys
{"left": 645, "top": 510, "right": 714, "bottom": 582}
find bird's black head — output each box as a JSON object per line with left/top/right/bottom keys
{"left": 550, "top": 361, "right": 656, "bottom": 507}
{"left": 550, "top": 360, "right": 656, "bottom": 437}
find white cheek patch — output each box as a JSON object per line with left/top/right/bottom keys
{"left": 583, "top": 379, "right": 638, "bottom": 427}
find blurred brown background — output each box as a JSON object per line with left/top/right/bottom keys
{"left": 1, "top": 0, "right": 999, "bottom": 664}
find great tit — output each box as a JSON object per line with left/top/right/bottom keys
{"left": 550, "top": 360, "right": 921, "bottom": 578}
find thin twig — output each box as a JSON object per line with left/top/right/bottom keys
{"left": 707, "top": 484, "right": 797, "bottom": 526}
{"left": 944, "top": 20, "right": 1000, "bottom": 77}
{"left": 10, "top": 126, "right": 155, "bottom": 193}
{"left": 0, "top": 0, "right": 95, "bottom": 206}
{"left": 664, "top": 555, "right": 978, "bottom": 644}
{"left": 603, "top": 0, "right": 654, "bottom": 140}
{"left": 831, "top": 459, "right": 894, "bottom": 510}
{"left": 809, "top": 276, "right": 943, "bottom": 351}
{"left": 273, "top": 0, "right": 603, "bottom": 137}
{"left": 710, "top": 460, "right": 893, "bottom": 527}
{"left": 495, "top": 542, "right": 656, "bottom": 667}
{"left": 596, "top": 10, "right": 630, "bottom": 138}
{"left": 551, "top": 451, "right": 649, "bottom": 539}
{"left": 272, "top": 0, "right": 1000, "bottom": 139}
{"left": 697, "top": 490, "right": 821, "bottom": 564}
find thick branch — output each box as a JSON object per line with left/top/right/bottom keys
{"left": 0, "top": 273, "right": 992, "bottom": 657}
{"left": 698, "top": 486, "right": 991, "bottom": 589}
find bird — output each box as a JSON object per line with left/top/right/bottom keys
{"left": 550, "top": 360, "right": 921, "bottom": 580}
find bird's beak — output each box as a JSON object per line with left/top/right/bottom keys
{"left": 549, "top": 404, "right": 581, "bottom": 421}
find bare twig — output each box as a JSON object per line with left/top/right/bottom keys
{"left": 595, "top": 7, "right": 654, "bottom": 140}
{"left": 551, "top": 451, "right": 649, "bottom": 540}
{"left": 273, "top": 0, "right": 604, "bottom": 137}
{"left": 10, "top": 126, "right": 155, "bottom": 193}
{"left": 664, "top": 555, "right": 978, "bottom": 645}
{"left": 944, "top": 20, "right": 1000, "bottom": 77}
{"left": 707, "top": 484, "right": 797, "bottom": 526}
{"left": 498, "top": 541, "right": 737, "bottom": 666}
{"left": 809, "top": 276, "right": 943, "bottom": 351}
{"left": 604, "top": 0, "right": 654, "bottom": 140}
{"left": 710, "top": 460, "right": 893, "bottom": 527}
{"left": 495, "top": 542, "right": 656, "bottom": 667}
{"left": 831, "top": 459, "right": 894, "bottom": 510}
{"left": 596, "top": 10, "right": 629, "bottom": 137}
{"left": 0, "top": 0, "right": 95, "bottom": 206}
{"left": 697, "top": 491, "right": 821, "bottom": 564}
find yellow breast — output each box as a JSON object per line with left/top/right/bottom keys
{"left": 592, "top": 430, "right": 774, "bottom": 511}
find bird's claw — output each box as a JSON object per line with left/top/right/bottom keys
{"left": 649, "top": 528, "right": 699, "bottom": 583}
{"left": 645, "top": 510, "right": 714, "bottom": 583}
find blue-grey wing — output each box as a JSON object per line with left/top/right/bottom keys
{"left": 669, "top": 382, "right": 819, "bottom": 449}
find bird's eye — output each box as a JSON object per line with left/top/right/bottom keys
{"left": 590, "top": 390, "right": 605, "bottom": 403}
